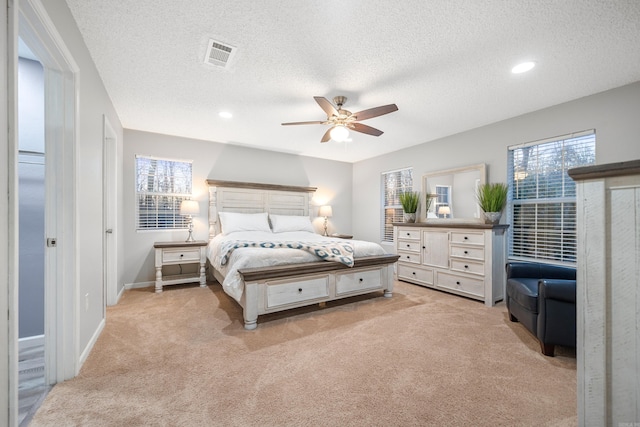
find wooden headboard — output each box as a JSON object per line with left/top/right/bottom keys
{"left": 206, "top": 180, "right": 317, "bottom": 239}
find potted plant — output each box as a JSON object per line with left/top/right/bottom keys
{"left": 476, "top": 183, "right": 508, "bottom": 224}
{"left": 399, "top": 191, "right": 420, "bottom": 223}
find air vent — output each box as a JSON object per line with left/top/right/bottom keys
{"left": 204, "top": 39, "right": 236, "bottom": 68}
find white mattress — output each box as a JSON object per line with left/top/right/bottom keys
{"left": 207, "top": 231, "right": 386, "bottom": 302}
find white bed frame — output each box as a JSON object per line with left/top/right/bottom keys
{"left": 207, "top": 180, "right": 399, "bottom": 330}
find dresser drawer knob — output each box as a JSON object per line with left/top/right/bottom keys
{"left": 464, "top": 236, "right": 468, "bottom": 240}
{"left": 359, "top": 278, "right": 363, "bottom": 282}
{"left": 464, "top": 265, "right": 469, "bottom": 269}
{"left": 456, "top": 281, "right": 461, "bottom": 285}
{"left": 464, "top": 251, "right": 468, "bottom": 255}
{"left": 412, "top": 272, "right": 416, "bottom": 275}
{"left": 298, "top": 288, "right": 302, "bottom": 293}
{"left": 180, "top": 254, "right": 184, "bottom": 258}
{"left": 406, "top": 256, "right": 410, "bottom": 259}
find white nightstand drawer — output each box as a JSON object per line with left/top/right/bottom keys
{"left": 162, "top": 248, "right": 201, "bottom": 263}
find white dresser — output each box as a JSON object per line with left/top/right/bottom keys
{"left": 569, "top": 160, "right": 640, "bottom": 426}
{"left": 394, "top": 223, "right": 508, "bottom": 306}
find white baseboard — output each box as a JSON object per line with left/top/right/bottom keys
{"left": 124, "top": 281, "right": 154, "bottom": 290}
{"left": 78, "top": 318, "right": 105, "bottom": 372}
{"left": 19, "top": 335, "right": 45, "bottom": 352}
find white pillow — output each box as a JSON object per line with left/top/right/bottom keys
{"left": 218, "top": 212, "right": 271, "bottom": 235}
{"left": 270, "top": 214, "right": 315, "bottom": 233}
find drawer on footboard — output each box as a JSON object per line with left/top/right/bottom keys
{"left": 335, "top": 268, "right": 384, "bottom": 297}
{"left": 264, "top": 275, "right": 330, "bottom": 311}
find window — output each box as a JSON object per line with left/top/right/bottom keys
{"left": 507, "top": 130, "right": 595, "bottom": 264}
{"left": 434, "top": 185, "right": 452, "bottom": 218}
{"left": 136, "top": 155, "right": 193, "bottom": 230}
{"left": 381, "top": 167, "right": 413, "bottom": 242}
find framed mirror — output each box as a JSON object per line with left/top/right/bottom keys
{"left": 421, "top": 163, "right": 486, "bottom": 221}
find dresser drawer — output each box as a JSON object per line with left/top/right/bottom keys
{"left": 162, "top": 248, "right": 201, "bottom": 263}
{"left": 436, "top": 271, "right": 484, "bottom": 297}
{"left": 398, "top": 251, "right": 421, "bottom": 264}
{"left": 397, "top": 228, "right": 420, "bottom": 240}
{"left": 398, "top": 264, "right": 433, "bottom": 285}
{"left": 450, "top": 231, "right": 484, "bottom": 246}
{"left": 397, "top": 240, "right": 421, "bottom": 252}
{"left": 265, "top": 275, "right": 330, "bottom": 309}
{"left": 450, "top": 259, "right": 485, "bottom": 276}
{"left": 336, "top": 268, "right": 383, "bottom": 296}
{"left": 450, "top": 245, "right": 484, "bottom": 261}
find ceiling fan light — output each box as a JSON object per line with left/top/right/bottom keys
{"left": 330, "top": 125, "right": 349, "bottom": 142}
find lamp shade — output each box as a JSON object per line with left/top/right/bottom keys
{"left": 180, "top": 200, "right": 200, "bottom": 216}
{"left": 438, "top": 206, "right": 450, "bottom": 215}
{"left": 318, "top": 205, "right": 333, "bottom": 218}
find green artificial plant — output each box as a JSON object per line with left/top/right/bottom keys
{"left": 476, "top": 183, "right": 508, "bottom": 212}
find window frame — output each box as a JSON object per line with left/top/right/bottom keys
{"left": 507, "top": 130, "right": 595, "bottom": 265}
{"left": 135, "top": 154, "right": 194, "bottom": 231}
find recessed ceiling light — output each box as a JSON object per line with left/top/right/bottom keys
{"left": 512, "top": 61, "right": 536, "bottom": 74}
{"left": 218, "top": 111, "right": 233, "bottom": 119}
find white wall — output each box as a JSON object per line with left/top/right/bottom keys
{"left": 38, "top": 0, "right": 124, "bottom": 363}
{"left": 353, "top": 81, "right": 640, "bottom": 249}
{"left": 122, "top": 130, "right": 353, "bottom": 286}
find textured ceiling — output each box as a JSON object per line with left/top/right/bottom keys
{"left": 65, "top": 0, "right": 640, "bottom": 163}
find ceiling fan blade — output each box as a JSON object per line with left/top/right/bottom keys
{"left": 352, "top": 104, "right": 398, "bottom": 121}
{"left": 314, "top": 96, "right": 338, "bottom": 118}
{"left": 350, "top": 122, "right": 384, "bottom": 137}
{"left": 281, "top": 121, "right": 325, "bottom": 126}
{"left": 320, "top": 127, "right": 333, "bottom": 143}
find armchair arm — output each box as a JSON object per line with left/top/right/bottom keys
{"left": 506, "top": 262, "right": 543, "bottom": 279}
{"left": 538, "top": 279, "right": 576, "bottom": 304}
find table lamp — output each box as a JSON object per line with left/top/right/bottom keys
{"left": 318, "top": 205, "right": 333, "bottom": 236}
{"left": 180, "top": 200, "right": 200, "bottom": 242}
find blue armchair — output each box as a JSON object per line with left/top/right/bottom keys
{"left": 505, "top": 262, "right": 576, "bottom": 356}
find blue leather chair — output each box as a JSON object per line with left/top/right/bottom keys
{"left": 505, "top": 262, "right": 576, "bottom": 356}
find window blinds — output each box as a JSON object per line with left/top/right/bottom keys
{"left": 507, "top": 131, "right": 595, "bottom": 263}
{"left": 136, "top": 155, "right": 193, "bottom": 230}
{"left": 381, "top": 168, "right": 413, "bottom": 242}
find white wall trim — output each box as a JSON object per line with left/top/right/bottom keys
{"left": 78, "top": 319, "right": 105, "bottom": 368}
{"left": 124, "top": 281, "right": 155, "bottom": 290}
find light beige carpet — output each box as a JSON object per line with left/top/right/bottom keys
{"left": 31, "top": 280, "right": 576, "bottom": 426}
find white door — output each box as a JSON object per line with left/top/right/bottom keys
{"left": 103, "top": 116, "right": 118, "bottom": 306}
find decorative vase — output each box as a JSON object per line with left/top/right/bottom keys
{"left": 483, "top": 212, "right": 501, "bottom": 224}
{"left": 403, "top": 212, "right": 416, "bottom": 223}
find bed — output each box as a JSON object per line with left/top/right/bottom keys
{"left": 206, "top": 179, "right": 400, "bottom": 329}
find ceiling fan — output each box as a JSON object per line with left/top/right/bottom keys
{"left": 281, "top": 96, "right": 398, "bottom": 143}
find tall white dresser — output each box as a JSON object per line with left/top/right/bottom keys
{"left": 569, "top": 160, "right": 640, "bottom": 426}
{"left": 393, "top": 222, "right": 508, "bottom": 306}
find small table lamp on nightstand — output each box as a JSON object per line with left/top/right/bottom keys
{"left": 319, "top": 205, "right": 333, "bottom": 236}
{"left": 180, "top": 200, "right": 200, "bottom": 242}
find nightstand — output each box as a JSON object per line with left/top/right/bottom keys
{"left": 154, "top": 240, "right": 207, "bottom": 293}
{"left": 331, "top": 234, "right": 353, "bottom": 239}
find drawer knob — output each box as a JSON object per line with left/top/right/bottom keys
{"left": 406, "top": 244, "right": 410, "bottom": 248}
{"left": 464, "top": 251, "right": 468, "bottom": 255}
{"left": 464, "top": 236, "right": 468, "bottom": 240}
{"left": 464, "top": 265, "right": 469, "bottom": 269}
{"left": 406, "top": 256, "right": 410, "bottom": 259}
{"left": 456, "top": 281, "right": 461, "bottom": 285}
{"left": 298, "top": 288, "right": 302, "bottom": 293}
{"left": 180, "top": 254, "right": 184, "bottom": 258}
{"left": 422, "top": 246, "right": 425, "bottom": 249}
{"left": 359, "top": 278, "right": 363, "bottom": 282}
{"left": 412, "top": 272, "right": 416, "bottom": 275}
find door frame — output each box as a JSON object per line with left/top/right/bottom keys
{"left": 15, "top": 0, "right": 79, "bottom": 405}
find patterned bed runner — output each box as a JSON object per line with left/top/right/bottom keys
{"left": 220, "top": 240, "right": 355, "bottom": 267}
